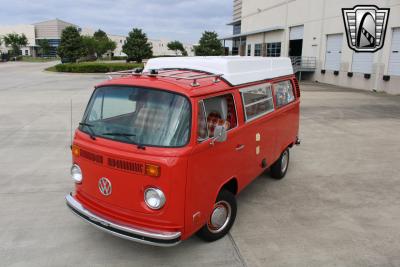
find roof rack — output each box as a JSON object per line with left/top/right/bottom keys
{"left": 105, "top": 68, "right": 223, "bottom": 87}
{"left": 106, "top": 68, "right": 142, "bottom": 78}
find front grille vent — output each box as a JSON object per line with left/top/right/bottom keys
{"left": 108, "top": 158, "right": 144, "bottom": 174}
{"left": 80, "top": 149, "right": 103, "bottom": 164}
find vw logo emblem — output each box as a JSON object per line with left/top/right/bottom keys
{"left": 98, "top": 177, "right": 112, "bottom": 196}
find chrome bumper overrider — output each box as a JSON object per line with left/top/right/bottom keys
{"left": 65, "top": 194, "right": 181, "bottom": 246}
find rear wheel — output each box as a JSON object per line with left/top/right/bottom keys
{"left": 270, "top": 148, "right": 289, "bottom": 179}
{"left": 197, "top": 190, "right": 237, "bottom": 242}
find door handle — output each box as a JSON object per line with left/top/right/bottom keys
{"left": 235, "top": 144, "right": 245, "bottom": 151}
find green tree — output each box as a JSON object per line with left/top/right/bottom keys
{"left": 122, "top": 28, "right": 153, "bottom": 63}
{"left": 82, "top": 36, "right": 97, "bottom": 58}
{"left": 3, "top": 33, "right": 28, "bottom": 56}
{"left": 57, "top": 26, "right": 84, "bottom": 62}
{"left": 93, "top": 29, "right": 116, "bottom": 58}
{"left": 194, "top": 31, "right": 224, "bottom": 56}
{"left": 93, "top": 29, "right": 107, "bottom": 39}
{"left": 167, "top": 40, "right": 186, "bottom": 55}
{"left": 37, "top": 39, "right": 51, "bottom": 57}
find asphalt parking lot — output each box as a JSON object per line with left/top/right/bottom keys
{"left": 1, "top": 62, "right": 400, "bottom": 267}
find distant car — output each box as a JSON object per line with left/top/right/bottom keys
{"left": 66, "top": 56, "right": 301, "bottom": 246}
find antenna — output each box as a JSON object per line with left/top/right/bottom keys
{"left": 70, "top": 99, "right": 73, "bottom": 148}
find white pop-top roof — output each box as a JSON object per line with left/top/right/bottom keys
{"left": 143, "top": 56, "right": 293, "bottom": 86}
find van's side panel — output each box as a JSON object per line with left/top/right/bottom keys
{"left": 272, "top": 77, "right": 300, "bottom": 155}
{"left": 183, "top": 92, "right": 244, "bottom": 239}
{"left": 232, "top": 89, "right": 279, "bottom": 192}
{"left": 183, "top": 77, "right": 300, "bottom": 238}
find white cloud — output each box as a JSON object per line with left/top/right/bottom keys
{"left": 0, "top": 0, "right": 232, "bottom": 43}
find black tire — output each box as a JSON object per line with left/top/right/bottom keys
{"left": 197, "top": 190, "right": 237, "bottom": 242}
{"left": 270, "top": 148, "right": 290, "bottom": 179}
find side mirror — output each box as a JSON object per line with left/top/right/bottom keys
{"left": 211, "top": 125, "right": 227, "bottom": 145}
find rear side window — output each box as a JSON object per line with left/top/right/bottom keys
{"left": 240, "top": 84, "right": 274, "bottom": 121}
{"left": 274, "top": 80, "right": 295, "bottom": 107}
{"left": 197, "top": 94, "right": 237, "bottom": 140}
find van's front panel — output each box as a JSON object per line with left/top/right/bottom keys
{"left": 68, "top": 85, "right": 193, "bottom": 244}
{"left": 71, "top": 133, "right": 188, "bottom": 235}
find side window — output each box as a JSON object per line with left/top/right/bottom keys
{"left": 274, "top": 80, "right": 295, "bottom": 108}
{"left": 241, "top": 84, "right": 274, "bottom": 121}
{"left": 197, "top": 94, "right": 237, "bottom": 140}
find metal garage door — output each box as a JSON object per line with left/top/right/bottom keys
{"left": 388, "top": 28, "right": 400, "bottom": 76}
{"left": 290, "top": 25, "right": 304, "bottom": 40}
{"left": 352, "top": 52, "right": 374, "bottom": 74}
{"left": 325, "top": 34, "right": 343, "bottom": 71}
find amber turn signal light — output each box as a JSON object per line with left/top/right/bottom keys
{"left": 72, "top": 145, "right": 80, "bottom": 157}
{"left": 145, "top": 164, "right": 160, "bottom": 177}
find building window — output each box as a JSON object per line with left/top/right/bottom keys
{"left": 233, "top": 24, "right": 241, "bottom": 35}
{"left": 240, "top": 84, "right": 274, "bottom": 121}
{"left": 254, "top": 44, "right": 262, "bottom": 56}
{"left": 25, "top": 50, "right": 29, "bottom": 56}
{"left": 267, "top": 42, "right": 281, "bottom": 57}
{"left": 247, "top": 44, "right": 251, "bottom": 56}
{"left": 274, "top": 80, "right": 295, "bottom": 107}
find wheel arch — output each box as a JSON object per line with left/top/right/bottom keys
{"left": 217, "top": 177, "right": 238, "bottom": 197}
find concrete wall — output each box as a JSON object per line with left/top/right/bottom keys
{"left": 234, "top": 0, "right": 400, "bottom": 94}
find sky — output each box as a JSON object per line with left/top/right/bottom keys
{"left": 0, "top": 0, "right": 233, "bottom": 44}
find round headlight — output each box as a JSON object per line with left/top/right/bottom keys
{"left": 71, "top": 164, "right": 83, "bottom": 183}
{"left": 144, "top": 188, "right": 166, "bottom": 210}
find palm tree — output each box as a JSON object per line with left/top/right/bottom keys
{"left": 3, "top": 33, "right": 28, "bottom": 56}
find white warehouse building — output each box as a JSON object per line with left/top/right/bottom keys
{"left": 223, "top": 0, "right": 400, "bottom": 94}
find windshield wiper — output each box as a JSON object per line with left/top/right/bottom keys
{"left": 101, "top": 132, "right": 146, "bottom": 150}
{"left": 79, "top": 122, "right": 96, "bottom": 140}
{"left": 101, "top": 132, "right": 136, "bottom": 137}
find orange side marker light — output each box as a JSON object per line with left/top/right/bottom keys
{"left": 145, "top": 164, "right": 160, "bottom": 177}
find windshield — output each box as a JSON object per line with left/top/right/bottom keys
{"left": 80, "top": 86, "right": 191, "bottom": 147}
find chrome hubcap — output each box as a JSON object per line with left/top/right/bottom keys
{"left": 207, "top": 201, "right": 231, "bottom": 233}
{"left": 281, "top": 150, "right": 288, "bottom": 173}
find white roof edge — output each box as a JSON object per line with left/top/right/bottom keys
{"left": 144, "top": 56, "right": 294, "bottom": 86}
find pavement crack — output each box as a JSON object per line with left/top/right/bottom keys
{"left": 228, "top": 232, "right": 248, "bottom": 267}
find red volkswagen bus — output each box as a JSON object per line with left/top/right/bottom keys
{"left": 66, "top": 56, "right": 300, "bottom": 246}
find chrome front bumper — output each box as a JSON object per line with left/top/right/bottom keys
{"left": 65, "top": 194, "right": 181, "bottom": 247}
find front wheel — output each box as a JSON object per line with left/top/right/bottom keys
{"left": 270, "top": 148, "right": 289, "bottom": 179}
{"left": 197, "top": 190, "right": 237, "bottom": 242}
